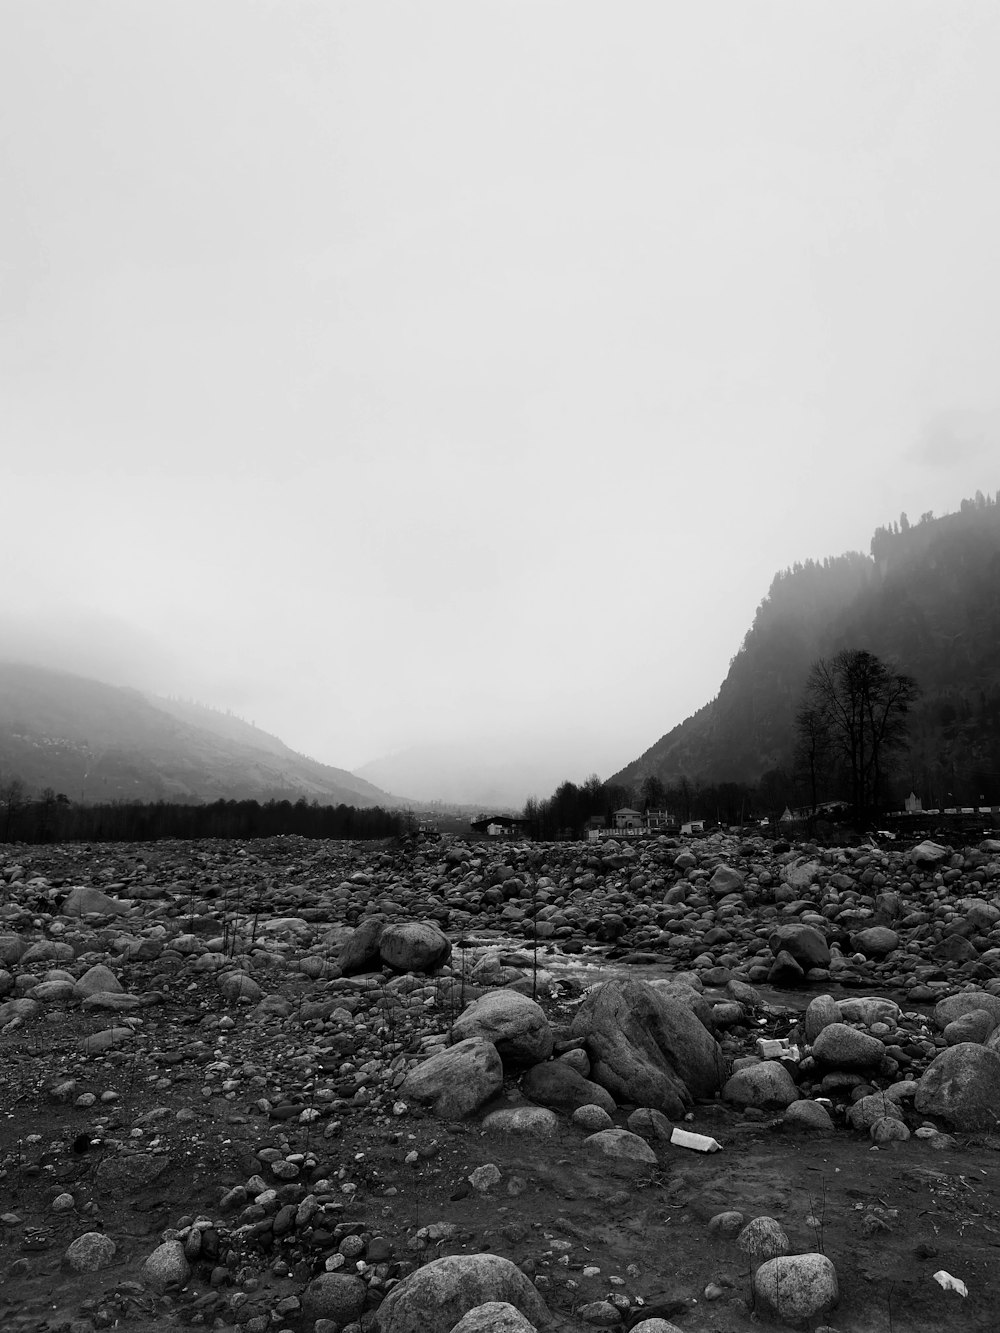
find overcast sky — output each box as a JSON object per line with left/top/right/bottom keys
{"left": 2, "top": 2, "right": 999, "bottom": 796}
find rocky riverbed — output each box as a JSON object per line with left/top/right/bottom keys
{"left": 2, "top": 830, "right": 1000, "bottom": 1333}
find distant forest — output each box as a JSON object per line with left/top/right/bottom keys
{"left": 0, "top": 788, "right": 406, "bottom": 845}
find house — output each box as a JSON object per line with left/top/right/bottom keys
{"left": 613, "top": 807, "right": 642, "bottom": 830}
{"left": 680, "top": 819, "right": 705, "bottom": 835}
{"left": 470, "top": 814, "right": 531, "bottom": 837}
{"left": 905, "top": 791, "right": 922, "bottom": 813}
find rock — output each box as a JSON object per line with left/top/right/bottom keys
{"left": 482, "top": 1107, "right": 558, "bottom": 1137}
{"left": 142, "top": 1240, "right": 191, "bottom": 1290}
{"left": 302, "top": 1273, "right": 368, "bottom": 1325}
{"left": 871, "top": 1117, "right": 910, "bottom": 1143}
{"left": 628, "top": 1323, "right": 684, "bottom": 1333}
{"left": 707, "top": 1211, "right": 745, "bottom": 1238}
{"left": 753, "top": 1253, "right": 838, "bottom": 1321}
{"left": 811, "top": 1023, "right": 885, "bottom": 1072}
{"left": 767, "top": 950, "right": 805, "bottom": 987}
{"left": 582, "top": 1128, "right": 658, "bottom": 1172}
{"left": 451, "top": 990, "right": 553, "bottom": 1064}
{"left": 838, "top": 997, "right": 901, "bottom": 1026}
{"left": 846, "top": 1094, "right": 905, "bottom": 1131}
{"left": 449, "top": 1302, "right": 538, "bottom": 1333}
{"left": 572, "top": 1104, "right": 614, "bottom": 1132}
{"left": 782, "top": 859, "right": 824, "bottom": 890}
{"left": 73, "top": 964, "right": 124, "bottom": 997}
{"left": 914, "top": 1043, "right": 1000, "bottom": 1129}
{"left": 61, "top": 886, "right": 130, "bottom": 917}
{"left": 64, "top": 1232, "right": 117, "bottom": 1272}
{"left": 521, "top": 1062, "right": 616, "bottom": 1116}
{"left": 400, "top": 1037, "right": 503, "bottom": 1119}
{"left": 783, "top": 1099, "right": 835, "bottom": 1133}
{"left": 804, "top": 995, "right": 840, "bottom": 1043}
{"left": 737, "top": 1217, "right": 789, "bottom": 1262}
{"left": 768, "top": 924, "right": 830, "bottom": 971}
{"left": 852, "top": 927, "right": 900, "bottom": 959}
{"left": 909, "top": 841, "right": 951, "bottom": 867}
{"left": 708, "top": 866, "right": 744, "bottom": 896}
{"left": 338, "top": 915, "right": 386, "bottom": 974}
{"left": 723, "top": 1061, "right": 798, "bottom": 1110}
{"left": 375, "top": 1253, "right": 549, "bottom": 1333}
{"left": 380, "top": 921, "right": 452, "bottom": 973}
{"left": 626, "top": 1107, "right": 674, "bottom": 1141}
{"left": 569, "top": 978, "right": 726, "bottom": 1119}
{"left": 943, "top": 1010, "right": 996, "bottom": 1045}
{"left": 933, "top": 991, "right": 1000, "bottom": 1031}
{"left": 576, "top": 1301, "right": 622, "bottom": 1326}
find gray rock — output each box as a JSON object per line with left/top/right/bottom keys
{"left": 846, "top": 1094, "right": 905, "bottom": 1130}
{"left": 451, "top": 990, "right": 553, "bottom": 1064}
{"left": 581, "top": 1128, "right": 658, "bottom": 1172}
{"left": 943, "top": 1009, "right": 996, "bottom": 1045}
{"left": 914, "top": 1042, "right": 1000, "bottom": 1129}
{"left": 753, "top": 1253, "right": 838, "bottom": 1320}
{"left": 303, "top": 1273, "right": 367, "bottom": 1325}
{"left": 64, "top": 1232, "right": 117, "bottom": 1272}
{"left": 521, "top": 1062, "right": 616, "bottom": 1115}
{"left": 380, "top": 921, "right": 452, "bottom": 973}
{"left": 142, "top": 1239, "right": 190, "bottom": 1290}
{"left": 768, "top": 924, "right": 830, "bottom": 971}
{"left": 569, "top": 978, "right": 726, "bottom": 1119}
{"left": 837, "top": 997, "right": 901, "bottom": 1026}
{"left": 909, "top": 840, "right": 951, "bottom": 867}
{"left": 852, "top": 926, "right": 900, "bottom": 958}
{"left": 401, "top": 1037, "right": 503, "bottom": 1119}
{"left": 482, "top": 1107, "right": 558, "bottom": 1137}
{"left": 375, "top": 1253, "right": 549, "bottom": 1333}
{"left": 449, "top": 1302, "right": 538, "bottom": 1333}
{"left": 723, "top": 1061, "right": 798, "bottom": 1110}
{"left": 708, "top": 865, "right": 744, "bottom": 896}
{"left": 338, "top": 915, "right": 386, "bottom": 974}
{"left": 934, "top": 991, "right": 1000, "bottom": 1031}
{"left": 571, "top": 1104, "right": 614, "bottom": 1132}
{"left": 804, "top": 994, "right": 840, "bottom": 1043}
{"left": 61, "top": 886, "right": 130, "bottom": 917}
{"left": 73, "top": 964, "right": 124, "bottom": 997}
{"left": 626, "top": 1107, "right": 674, "bottom": 1141}
{"left": 783, "top": 1100, "right": 835, "bottom": 1133}
{"left": 737, "top": 1217, "right": 789, "bottom": 1261}
{"left": 811, "top": 1023, "right": 885, "bottom": 1072}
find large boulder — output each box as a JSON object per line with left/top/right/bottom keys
{"left": 451, "top": 990, "right": 553, "bottom": 1064}
{"left": 380, "top": 921, "right": 452, "bottom": 973}
{"left": 933, "top": 991, "right": 1000, "bottom": 1031}
{"left": 375, "top": 1253, "right": 549, "bottom": 1333}
{"left": 302, "top": 1273, "right": 368, "bottom": 1325}
{"left": 753, "top": 1254, "right": 839, "bottom": 1321}
{"left": 569, "top": 978, "right": 726, "bottom": 1118}
{"left": 337, "top": 915, "right": 386, "bottom": 974}
{"left": 520, "top": 1062, "right": 616, "bottom": 1115}
{"left": 581, "top": 1128, "right": 658, "bottom": 1173}
{"left": 708, "top": 865, "right": 744, "bottom": 897}
{"left": 449, "top": 1303, "right": 538, "bottom": 1333}
{"left": 768, "top": 924, "right": 830, "bottom": 971}
{"left": 400, "top": 1037, "right": 503, "bottom": 1119}
{"left": 914, "top": 1043, "right": 1000, "bottom": 1129}
{"left": 811, "top": 1023, "right": 885, "bottom": 1073}
{"left": 723, "top": 1061, "right": 799, "bottom": 1110}
{"left": 909, "top": 840, "right": 951, "bottom": 867}
{"left": 851, "top": 927, "right": 900, "bottom": 959}
{"left": 61, "top": 886, "right": 130, "bottom": 917}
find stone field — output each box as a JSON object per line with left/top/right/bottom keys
{"left": 2, "top": 829, "right": 1000, "bottom": 1333}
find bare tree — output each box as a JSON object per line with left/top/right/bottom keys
{"left": 799, "top": 650, "right": 918, "bottom": 826}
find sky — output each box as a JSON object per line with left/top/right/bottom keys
{"left": 2, "top": 2, "right": 1000, "bottom": 803}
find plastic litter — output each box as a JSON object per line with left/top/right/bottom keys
{"left": 932, "top": 1271, "right": 968, "bottom": 1297}
{"left": 755, "top": 1037, "right": 800, "bottom": 1061}
{"left": 670, "top": 1127, "right": 723, "bottom": 1152}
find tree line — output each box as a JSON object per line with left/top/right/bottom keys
{"left": 0, "top": 784, "right": 407, "bottom": 845}
{"left": 524, "top": 647, "right": 921, "bottom": 838}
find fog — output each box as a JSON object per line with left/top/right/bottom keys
{"left": 3, "top": 3, "right": 999, "bottom": 805}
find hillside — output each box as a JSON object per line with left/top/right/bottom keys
{"left": 0, "top": 662, "right": 397, "bottom": 807}
{"left": 613, "top": 492, "right": 1000, "bottom": 806}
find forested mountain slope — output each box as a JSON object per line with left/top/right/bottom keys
{"left": 0, "top": 662, "right": 396, "bottom": 806}
{"left": 614, "top": 493, "right": 1000, "bottom": 805}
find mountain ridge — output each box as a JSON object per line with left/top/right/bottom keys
{"left": 0, "top": 661, "right": 398, "bottom": 807}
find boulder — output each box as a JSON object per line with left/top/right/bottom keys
{"left": 400, "top": 1037, "right": 503, "bottom": 1119}
{"left": 768, "top": 924, "right": 830, "bottom": 971}
{"left": 914, "top": 1043, "right": 1000, "bottom": 1130}
{"left": 337, "top": 915, "right": 387, "bottom": 974}
{"left": 521, "top": 1062, "right": 616, "bottom": 1115}
{"left": 62, "top": 886, "right": 130, "bottom": 917}
{"left": 943, "top": 1010, "right": 996, "bottom": 1046}
{"left": 73, "top": 964, "right": 125, "bottom": 997}
{"left": 723, "top": 1060, "right": 798, "bottom": 1110}
{"left": 375, "top": 1253, "right": 549, "bottom": 1333}
{"left": 64, "top": 1232, "right": 117, "bottom": 1272}
{"left": 811, "top": 1023, "right": 885, "bottom": 1072}
{"left": 934, "top": 991, "right": 1000, "bottom": 1031}
{"left": 783, "top": 1100, "right": 835, "bottom": 1133}
{"left": 380, "top": 921, "right": 452, "bottom": 973}
{"left": 569, "top": 978, "right": 726, "bottom": 1119}
{"left": 909, "top": 840, "right": 951, "bottom": 867}
{"left": 581, "top": 1128, "right": 658, "bottom": 1172}
{"left": 451, "top": 990, "right": 553, "bottom": 1064}
{"left": 753, "top": 1253, "right": 838, "bottom": 1321}
{"left": 804, "top": 994, "right": 840, "bottom": 1043}
{"left": 851, "top": 927, "right": 900, "bottom": 959}
{"left": 708, "top": 865, "right": 744, "bottom": 897}
{"left": 302, "top": 1273, "right": 367, "bottom": 1325}
{"left": 449, "top": 1303, "right": 538, "bottom": 1333}
{"left": 141, "top": 1240, "right": 190, "bottom": 1290}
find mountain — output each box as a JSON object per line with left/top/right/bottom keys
{"left": 613, "top": 492, "right": 1000, "bottom": 806}
{"left": 0, "top": 662, "right": 397, "bottom": 807}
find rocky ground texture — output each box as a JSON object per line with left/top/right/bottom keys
{"left": 2, "top": 829, "right": 1000, "bottom": 1333}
